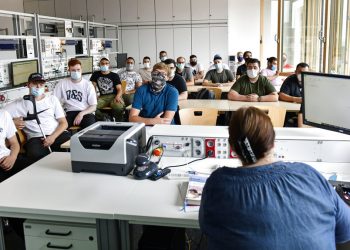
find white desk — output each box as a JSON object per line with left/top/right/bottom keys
{"left": 186, "top": 85, "right": 232, "bottom": 93}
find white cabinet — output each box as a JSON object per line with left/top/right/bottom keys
{"left": 173, "top": 27, "right": 191, "bottom": 59}
{"left": 87, "top": 0, "right": 104, "bottom": 22}
{"left": 104, "top": 0, "right": 121, "bottom": 24}
{"left": 172, "top": 0, "right": 191, "bottom": 22}
{"left": 138, "top": 0, "right": 155, "bottom": 23}
{"left": 23, "top": 1, "right": 39, "bottom": 14}
{"left": 54, "top": 0, "right": 71, "bottom": 19}
{"left": 138, "top": 28, "right": 157, "bottom": 66}
{"left": 70, "top": 0, "right": 87, "bottom": 21}
{"left": 209, "top": 0, "right": 228, "bottom": 20}
{"left": 192, "top": 26, "right": 210, "bottom": 70}
{"left": 121, "top": 28, "right": 140, "bottom": 67}
{"left": 155, "top": 0, "right": 173, "bottom": 23}
{"left": 191, "top": 0, "right": 210, "bottom": 22}
{"left": 120, "top": 0, "right": 138, "bottom": 23}
{"left": 39, "top": 0, "right": 55, "bottom": 17}
{"left": 156, "top": 26, "right": 174, "bottom": 59}
{"left": 210, "top": 25, "right": 228, "bottom": 64}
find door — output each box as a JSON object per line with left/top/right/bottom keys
{"left": 173, "top": 27, "right": 191, "bottom": 60}
{"left": 156, "top": 25, "right": 174, "bottom": 59}
{"left": 55, "top": 0, "right": 71, "bottom": 19}
{"left": 173, "top": 0, "right": 191, "bottom": 23}
{"left": 210, "top": 25, "right": 228, "bottom": 64}
{"left": 87, "top": 0, "right": 104, "bottom": 22}
{"left": 191, "top": 25, "right": 210, "bottom": 70}
{"left": 120, "top": 0, "right": 138, "bottom": 23}
{"left": 138, "top": 28, "right": 157, "bottom": 67}
{"left": 121, "top": 28, "right": 140, "bottom": 67}
{"left": 103, "top": 0, "right": 121, "bottom": 24}
{"left": 155, "top": 0, "right": 173, "bottom": 23}
{"left": 191, "top": 0, "right": 210, "bottom": 23}
{"left": 138, "top": 0, "right": 156, "bottom": 23}
{"left": 39, "top": 0, "right": 55, "bottom": 16}
{"left": 209, "top": 0, "right": 228, "bottom": 20}
{"left": 70, "top": 0, "right": 87, "bottom": 20}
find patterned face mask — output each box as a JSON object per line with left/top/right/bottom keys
{"left": 150, "top": 71, "right": 167, "bottom": 93}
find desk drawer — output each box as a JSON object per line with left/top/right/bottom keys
{"left": 25, "top": 236, "right": 97, "bottom": 250}
{"left": 24, "top": 220, "right": 96, "bottom": 241}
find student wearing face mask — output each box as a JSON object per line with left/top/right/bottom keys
{"left": 260, "top": 57, "right": 282, "bottom": 91}
{"left": 203, "top": 55, "right": 234, "bottom": 86}
{"left": 236, "top": 51, "right": 244, "bottom": 67}
{"left": 5, "top": 73, "right": 70, "bottom": 161}
{"left": 236, "top": 51, "right": 252, "bottom": 79}
{"left": 139, "top": 56, "right": 153, "bottom": 84}
{"left": 176, "top": 56, "right": 194, "bottom": 86}
{"left": 164, "top": 58, "right": 188, "bottom": 100}
{"left": 159, "top": 51, "right": 168, "bottom": 62}
{"left": 129, "top": 62, "right": 179, "bottom": 125}
{"left": 187, "top": 55, "right": 205, "bottom": 80}
{"left": 53, "top": 58, "right": 97, "bottom": 129}
{"left": 228, "top": 58, "right": 278, "bottom": 102}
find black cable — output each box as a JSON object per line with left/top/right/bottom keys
{"left": 163, "top": 156, "right": 207, "bottom": 170}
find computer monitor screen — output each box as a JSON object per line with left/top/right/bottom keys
{"left": 116, "top": 53, "right": 127, "bottom": 68}
{"left": 11, "top": 59, "right": 39, "bottom": 87}
{"left": 302, "top": 72, "right": 350, "bottom": 135}
{"left": 77, "top": 56, "right": 93, "bottom": 75}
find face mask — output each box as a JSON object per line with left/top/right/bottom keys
{"left": 169, "top": 68, "right": 176, "bottom": 77}
{"left": 271, "top": 65, "right": 277, "bottom": 71}
{"left": 215, "top": 63, "right": 223, "bottom": 71}
{"left": 126, "top": 64, "right": 134, "bottom": 71}
{"left": 71, "top": 71, "right": 81, "bottom": 80}
{"left": 247, "top": 69, "right": 259, "bottom": 79}
{"left": 177, "top": 63, "right": 185, "bottom": 70}
{"left": 238, "top": 56, "right": 244, "bottom": 62}
{"left": 100, "top": 65, "right": 109, "bottom": 72}
{"left": 160, "top": 56, "right": 167, "bottom": 62}
{"left": 31, "top": 87, "right": 45, "bottom": 97}
{"left": 190, "top": 60, "right": 197, "bottom": 66}
{"left": 144, "top": 63, "right": 150, "bottom": 68}
{"left": 150, "top": 72, "right": 167, "bottom": 93}
{"left": 297, "top": 74, "right": 302, "bottom": 82}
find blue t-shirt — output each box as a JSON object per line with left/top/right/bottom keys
{"left": 199, "top": 162, "right": 350, "bottom": 250}
{"left": 132, "top": 84, "right": 179, "bottom": 123}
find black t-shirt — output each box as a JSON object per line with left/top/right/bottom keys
{"left": 90, "top": 71, "right": 121, "bottom": 96}
{"left": 167, "top": 74, "right": 187, "bottom": 94}
{"left": 280, "top": 74, "right": 302, "bottom": 97}
{"left": 236, "top": 64, "right": 247, "bottom": 76}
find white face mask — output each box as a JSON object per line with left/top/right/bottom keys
{"left": 144, "top": 63, "right": 150, "bottom": 69}
{"left": 297, "top": 74, "right": 302, "bottom": 82}
{"left": 247, "top": 69, "right": 259, "bottom": 79}
{"left": 160, "top": 56, "right": 167, "bottom": 62}
{"left": 126, "top": 64, "right": 134, "bottom": 71}
{"left": 169, "top": 68, "right": 176, "bottom": 77}
{"left": 215, "top": 63, "right": 223, "bottom": 72}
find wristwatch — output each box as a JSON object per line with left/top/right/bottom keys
{"left": 258, "top": 96, "right": 261, "bottom": 102}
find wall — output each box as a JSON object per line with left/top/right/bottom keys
{"left": 0, "top": 0, "right": 24, "bottom": 12}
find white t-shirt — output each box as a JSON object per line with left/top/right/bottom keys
{"left": 4, "top": 95, "right": 65, "bottom": 140}
{"left": 186, "top": 63, "right": 204, "bottom": 75}
{"left": 118, "top": 70, "right": 142, "bottom": 91}
{"left": 260, "top": 68, "right": 283, "bottom": 89}
{"left": 0, "top": 110, "right": 17, "bottom": 159}
{"left": 53, "top": 78, "right": 97, "bottom": 112}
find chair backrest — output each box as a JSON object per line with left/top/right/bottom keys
{"left": 204, "top": 87, "right": 222, "bottom": 100}
{"left": 121, "top": 80, "right": 127, "bottom": 94}
{"left": 16, "top": 129, "right": 27, "bottom": 153}
{"left": 179, "top": 108, "right": 218, "bottom": 126}
{"left": 255, "top": 106, "right": 286, "bottom": 127}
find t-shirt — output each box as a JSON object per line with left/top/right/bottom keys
{"left": 53, "top": 78, "right": 97, "bottom": 112}
{"left": 90, "top": 71, "right": 120, "bottom": 96}
{"left": 118, "top": 70, "right": 142, "bottom": 92}
{"left": 0, "top": 110, "right": 17, "bottom": 159}
{"left": 176, "top": 67, "right": 193, "bottom": 82}
{"left": 186, "top": 63, "right": 204, "bottom": 75}
{"left": 280, "top": 74, "right": 302, "bottom": 97}
{"left": 260, "top": 68, "right": 283, "bottom": 88}
{"left": 139, "top": 68, "right": 152, "bottom": 83}
{"left": 236, "top": 64, "right": 247, "bottom": 76}
{"left": 231, "top": 75, "right": 276, "bottom": 96}
{"left": 4, "top": 95, "right": 65, "bottom": 140}
{"left": 132, "top": 84, "right": 179, "bottom": 124}
{"left": 167, "top": 74, "right": 187, "bottom": 94}
{"left": 199, "top": 162, "right": 350, "bottom": 250}
{"left": 204, "top": 69, "right": 234, "bottom": 83}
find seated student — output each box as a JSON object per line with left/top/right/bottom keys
{"left": 208, "top": 54, "right": 229, "bottom": 71}
{"left": 200, "top": 106, "right": 350, "bottom": 250}
{"left": 203, "top": 55, "right": 234, "bottom": 86}
{"left": 236, "top": 50, "right": 252, "bottom": 79}
{"left": 176, "top": 56, "right": 194, "bottom": 86}
{"left": 236, "top": 51, "right": 244, "bottom": 67}
{"left": 53, "top": 58, "right": 97, "bottom": 129}
{"left": 129, "top": 62, "right": 179, "bottom": 125}
{"left": 139, "top": 56, "right": 153, "bottom": 84}
{"left": 228, "top": 58, "right": 278, "bottom": 102}
{"left": 260, "top": 57, "right": 282, "bottom": 91}
{"left": 164, "top": 58, "right": 188, "bottom": 100}
{"left": 90, "top": 57, "right": 124, "bottom": 121}
{"left": 159, "top": 50, "right": 168, "bottom": 62}
{"left": 187, "top": 54, "right": 205, "bottom": 80}
{"left": 5, "top": 73, "right": 70, "bottom": 161}
{"left": 118, "top": 57, "right": 142, "bottom": 105}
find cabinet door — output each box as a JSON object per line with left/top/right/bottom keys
{"left": 155, "top": 0, "right": 173, "bottom": 23}
{"left": 191, "top": 0, "right": 209, "bottom": 23}
{"left": 156, "top": 26, "right": 174, "bottom": 59}
{"left": 39, "top": 0, "right": 55, "bottom": 16}
{"left": 23, "top": 1, "right": 39, "bottom": 14}
{"left": 210, "top": 25, "right": 228, "bottom": 64}
{"left": 138, "top": 0, "right": 155, "bottom": 23}
{"left": 192, "top": 26, "right": 210, "bottom": 70}
{"left": 172, "top": 0, "right": 191, "bottom": 22}
{"left": 87, "top": 0, "right": 104, "bottom": 22}
{"left": 55, "top": 0, "right": 71, "bottom": 18}
{"left": 209, "top": 0, "right": 228, "bottom": 20}
{"left": 120, "top": 0, "right": 138, "bottom": 23}
{"left": 104, "top": 0, "right": 121, "bottom": 24}
{"left": 70, "top": 0, "right": 87, "bottom": 20}
{"left": 173, "top": 27, "right": 191, "bottom": 60}
{"left": 138, "top": 28, "right": 157, "bottom": 67}
{"left": 121, "top": 28, "right": 140, "bottom": 68}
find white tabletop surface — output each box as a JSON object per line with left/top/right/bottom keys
{"left": 186, "top": 85, "right": 232, "bottom": 93}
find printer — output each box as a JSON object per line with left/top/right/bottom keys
{"left": 70, "top": 122, "right": 146, "bottom": 176}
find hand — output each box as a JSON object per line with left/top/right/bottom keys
{"left": 13, "top": 117, "right": 25, "bottom": 130}
{"left": 275, "top": 70, "right": 279, "bottom": 76}
{"left": 0, "top": 155, "right": 16, "bottom": 171}
{"left": 73, "top": 112, "right": 84, "bottom": 126}
{"left": 154, "top": 112, "right": 171, "bottom": 125}
{"left": 42, "top": 135, "right": 55, "bottom": 148}
{"left": 246, "top": 94, "right": 259, "bottom": 102}
{"left": 114, "top": 95, "right": 124, "bottom": 104}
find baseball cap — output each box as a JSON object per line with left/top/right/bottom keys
{"left": 28, "top": 73, "right": 46, "bottom": 82}
{"left": 213, "top": 54, "right": 222, "bottom": 61}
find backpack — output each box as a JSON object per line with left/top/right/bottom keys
{"left": 196, "top": 88, "right": 215, "bottom": 99}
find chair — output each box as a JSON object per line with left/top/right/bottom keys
{"left": 68, "top": 126, "right": 81, "bottom": 134}
{"left": 16, "top": 129, "right": 27, "bottom": 153}
{"left": 179, "top": 108, "right": 218, "bottom": 126}
{"left": 255, "top": 106, "right": 286, "bottom": 127}
{"left": 204, "top": 87, "right": 222, "bottom": 100}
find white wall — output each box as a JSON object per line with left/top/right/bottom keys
{"left": 228, "top": 0, "right": 260, "bottom": 60}
{"left": 0, "top": 0, "right": 24, "bottom": 12}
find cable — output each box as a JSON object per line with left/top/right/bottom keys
{"left": 163, "top": 156, "right": 207, "bottom": 170}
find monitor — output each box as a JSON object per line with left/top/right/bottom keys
{"left": 11, "top": 59, "right": 39, "bottom": 87}
{"left": 116, "top": 53, "right": 127, "bottom": 68}
{"left": 302, "top": 72, "right": 350, "bottom": 135}
{"left": 77, "top": 56, "right": 93, "bottom": 75}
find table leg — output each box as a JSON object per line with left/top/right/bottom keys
{"left": 0, "top": 217, "right": 5, "bottom": 250}
{"left": 96, "top": 219, "right": 121, "bottom": 250}
{"left": 119, "top": 220, "right": 130, "bottom": 250}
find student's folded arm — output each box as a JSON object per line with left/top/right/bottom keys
{"left": 178, "top": 91, "right": 188, "bottom": 100}
{"left": 228, "top": 90, "right": 247, "bottom": 101}
{"left": 261, "top": 92, "right": 278, "bottom": 102}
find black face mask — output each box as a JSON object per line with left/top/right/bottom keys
{"left": 190, "top": 60, "right": 197, "bottom": 66}
{"left": 150, "top": 72, "right": 167, "bottom": 93}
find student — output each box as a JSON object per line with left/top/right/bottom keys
{"left": 164, "top": 59, "right": 188, "bottom": 100}
{"left": 176, "top": 56, "right": 194, "bottom": 86}
{"left": 203, "top": 55, "right": 234, "bottom": 86}
{"left": 139, "top": 56, "right": 152, "bottom": 84}
{"left": 260, "top": 57, "right": 282, "bottom": 91}
{"left": 236, "top": 50, "right": 252, "bottom": 79}
{"left": 5, "top": 73, "right": 70, "bottom": 161}
{"left": 129, "top": 62, "right": 178, "bottom": 125}
{"left": 187, "top": 54, "right": 205, "bottom": 80}
{"left": 90, "top": 57, "right": 124, "bottom": 121}
{"left": 159, "top": 51, "right": 168, "bottom": 62}
{"left": 228, "top": 58, "right": 278, "bottom": 102}
{"left": 200, "top": 106, "right": 350, "bottom": 250}
{"left": 54, "top": 58, "right": 97, "bottom": 129}
{"left": 236, "top": 51, "right": 244, "bottom": 67}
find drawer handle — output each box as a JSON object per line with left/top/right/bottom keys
{"left": 45, "top": 229, "right": 72, "bottom": 236}
{"left": 46, "top": 242, "right": 73, "bottom": 249}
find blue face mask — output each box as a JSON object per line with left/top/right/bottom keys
{"left": 71, "top": 71, "right": 81, "bottom": 80}
{"left": 31, "top": 87, "right": 45, "bottom": 97}
{"left": 271, "top": 65, "right": 277, "bottom": 71}
{"left": 238, "top": 56, "right": 244, "bottom": 62}
{"left": 100, "top": 65, "right": 109, "bottom": 72}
